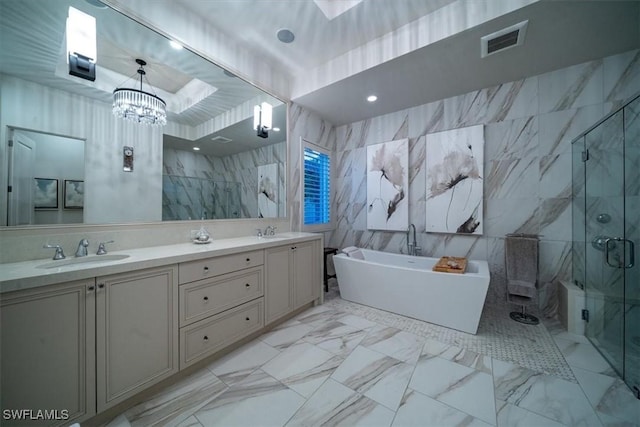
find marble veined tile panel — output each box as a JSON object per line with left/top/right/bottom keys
{"left": 421, "top": 338, "right": 492, "bottom": 374}
{"left": 336, "top": 314, "right": 378, "bottom": 330}
{"left": 360, "top": 325, "right": 425, "bottom": 365}
{"left": 125, "top": 369, "right": 227, "bottom": 427}
{"left": 539, "top": 59, "right": 604, "bottom": 114}
{"left": 555, "top": 338, "right": 617, "bottom": 376}
{"left": 175, "top": 416, "right": 203, "bottom": 427}
{"left": 393, "top": 388, "right": 492, "bottom": 427}
{"left": 207, "top": 340, "right": 280, "bottom": 386}
{"left": 572, "top": 366, "right": 640, "bottom": 426}
{"left": 194, "top": 370, "right": 305, "bottom": 427}
{"left": 485, "top": 116, "right": 538, "bottom": 162}
{"left": 537, "top": 105, "right": 605, "bottom": 158}
{"left": 493, "top": 359, "right": 602, "bottom": 426}
{"left": 259, "top": 320, "right": 314, "bottom": 350}
{"left": 331, "top": 345, "right": 414, "bottom": 411}
{"left": 286, "top": 378, "right": 395, "bottom": 427}
{"left": 604, "top": 49, "right": 640, "bottom": 103}
{"left": 409, "top": 355, "right": 496, "bottom": 424}
{"left": 495, "top": 399, "right": 565, "bottom": 427}
{"left": 302, "top": 320, "right": 369, "bottom": 357}
{"left": 261, "top": 341, "right": 344, "bottom": 398}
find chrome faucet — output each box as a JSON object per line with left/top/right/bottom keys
{"left": 96, "top": 240, "right": 114, "bottom": 255}
{"left": 264, "top": 225, "right": 277, "bottom": 236}
{"left": 407, "top": 224, "right": 421, "bottom": 256}
{"left": 75, "top": 238, "right": 89, "bottom": 257}
{"left": 43, "top": 244, "right": 66, "bottom": 260}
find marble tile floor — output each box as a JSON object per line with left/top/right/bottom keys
{"left": 106, "top": 287, "right": 640, "bottom": 427}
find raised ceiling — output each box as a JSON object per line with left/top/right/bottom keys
{"left": 176, "top": 0, "right": 640, "bottom": 126}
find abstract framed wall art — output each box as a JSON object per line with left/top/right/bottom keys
{"left": 366, "top": 138, "right": 409, "bottom": 231}
{"left": 34, "top": 178, "right": 58, "bottom": 209}
{"left": 425, "top": 125, "right": 484, "bottom": 234}
{"left": 64, "top": 180, "right": 84, "bottom": 209}
{"left": 258, "top": 163, "right": 278, "bottom": 218}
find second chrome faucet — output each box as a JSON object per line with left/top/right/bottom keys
{"left": 75, "top": 238, "right": 89, "bottom": 257}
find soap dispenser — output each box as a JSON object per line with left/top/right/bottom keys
{"left": 194, "top": 225, "right": 211, "bottom": 243}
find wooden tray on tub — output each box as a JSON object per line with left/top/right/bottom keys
{"left": 433, "top": 256, "right": 467, "bottom": 274}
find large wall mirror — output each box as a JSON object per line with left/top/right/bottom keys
{"left": 0, "top": 0, "right": 287, "bottom": 227}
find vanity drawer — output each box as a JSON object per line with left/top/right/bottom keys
{"left": 180, "top": 298, "right": 264, "bottom": 369}
{"left": 179, "top": 250, "right": 264, "bottom": 284}
{"left": 179, "top": 266, "right": 263, "bottom": 326}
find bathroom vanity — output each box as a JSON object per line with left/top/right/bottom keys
{"left": 0, "top": 233, "right": 322, "bottom": 425}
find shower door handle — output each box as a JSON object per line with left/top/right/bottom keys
{"left": 625, "top": 239, "right": 635, "bottom": 268}
{"left": 604, "top": 237, "right": 622, "bottom": 268}
{"left": 604, "top": 237, "right": 635, "bottom": 268}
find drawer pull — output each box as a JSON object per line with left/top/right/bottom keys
{"left": 203, "top": 335, "right": 208, "bottom": 341}
{"left": 245, "top": 317, "right": 250, "bottom": 321}
{"left": 245, "top": 283, "right": 250, "bottom": 288}
{"left": 246, "top": 257, "right": 250, "bottom": 262}
{"left": 203, "top": 296, "right": 209, "bottom": 302}
{"left": 87, "top": 285, "right": 95, "bottom": 291}
{"left": 203, "top": 266, "right": 209, "bottom": 272}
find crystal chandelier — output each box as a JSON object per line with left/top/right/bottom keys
{"left": 112, "top": 59, "right": 167, "bottom": 126}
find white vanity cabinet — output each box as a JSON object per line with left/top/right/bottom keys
{"left": 0, "top": 279, "right": 96, "bottom": 425}
{"left": 265, "top": 239, "right": 321, "bottom": 324}
{"left": 0, "top": 265, "right": 178, "bottom": 423}
{"left": 95, "top": 265, "right": 179, "bottom": 412}
{"left": 0, "top": 233, "right": 322, "bottom": 424}
{"left": 178, "top": 251, "right": 265, "bottom": 369}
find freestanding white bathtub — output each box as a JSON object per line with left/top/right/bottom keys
{"left": 333, "top": 249, "right": 491, "bottom": 334}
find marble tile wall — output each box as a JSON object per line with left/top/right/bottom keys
{"left": 163, "top": 142, "right": 286, "bottom": 220}
{"left": 324, "top": 49, "right": 640, "bottom": 313}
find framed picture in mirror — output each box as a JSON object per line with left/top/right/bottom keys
{"left": 64, "top": 180, "right": 84, "bottom": 209}
{"left": 34, "top": 178, "right": 58, "bottom": 209}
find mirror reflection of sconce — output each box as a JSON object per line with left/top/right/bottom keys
{"left": 254, "top": 102, "right": 273, "bottom": 138}
{"left": 66, "top": 7, "right": 96, "bottom": 81}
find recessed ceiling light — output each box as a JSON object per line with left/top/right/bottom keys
{"left": 169, "top": 40, "right": 183, "bottom": 50}
{"left": 273, "top": 127, "right": 281, "bottom": 132}
{"left": 367, "top": 95, "right": 378, "bottom": 103}
{"left": 277, "top": 29, "right": 295, "bottom": 43}
{"left": 193, "top": 147, "right": 200, "bottom": 151}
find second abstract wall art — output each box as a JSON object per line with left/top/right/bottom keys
{"left": 425, "top": 125, "right": 484, "bottom": 234}
{"left": 367, "top": 138, "right": 409, "bottom": 231}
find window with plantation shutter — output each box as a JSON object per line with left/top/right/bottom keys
{"left": 303, "top": 142, "right": 331, "bottom": 230}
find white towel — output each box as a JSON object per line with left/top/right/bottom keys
{"left": 342, "top": 246, "right": 365, "bottom": 260}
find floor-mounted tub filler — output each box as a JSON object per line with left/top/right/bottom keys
{"left": 333, "top": 248, "right": 491, "bottom": 334}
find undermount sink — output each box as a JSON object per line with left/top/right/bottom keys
{"left": 37, "top": 254, "right": 130, "bottom": 269}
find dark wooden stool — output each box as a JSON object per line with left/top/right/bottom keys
{"left": 323, "top": 247, "right": 338, "bottom": 292}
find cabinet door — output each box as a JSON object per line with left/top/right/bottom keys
{"left": 96, "top": 265, "right": 178, "bottom": 412}
{"left": 293, "top": 240, "right": 321, "bottom": 308}
{"left": 265, "top": 245, "right": 293, "bottom": 324}
{"left": 1, "top": 279, "right": 96, "bottom": 425}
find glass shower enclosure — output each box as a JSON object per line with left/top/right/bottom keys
{"left": 572, "top": 93, "right": 639, "bottom": 398}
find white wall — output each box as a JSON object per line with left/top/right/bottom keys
{"left": 0, "top": 75, "right": 163, "bottom": 225}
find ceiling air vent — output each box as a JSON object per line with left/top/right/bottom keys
{"left": 211, "top": 136, "right": 232, "bottom": 144}
{"left": 481, "top": 20, "right": 528, "bottom": 58}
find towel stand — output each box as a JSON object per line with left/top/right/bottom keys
{"left": 505, "top": 234, "right": 540, "bottom": 325}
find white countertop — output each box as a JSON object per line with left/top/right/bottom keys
{"left": 0, "top": 232, "right": 321, "bottom": 293}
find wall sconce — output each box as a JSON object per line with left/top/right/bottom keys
{"left": 253, "top": 102, "right": 273, "bottom": 138}
{"left": 66, "top": 7, "right": 97, "bottom": 81}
